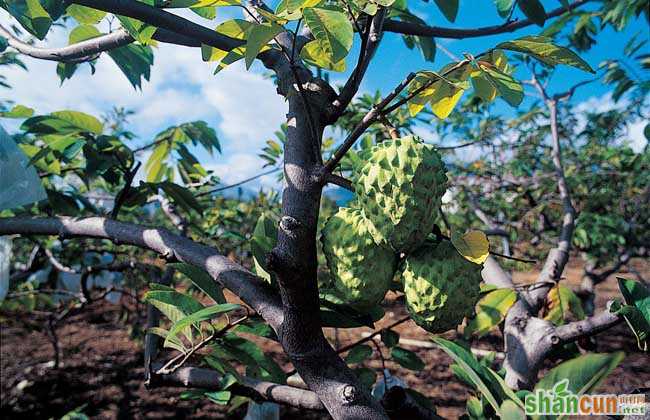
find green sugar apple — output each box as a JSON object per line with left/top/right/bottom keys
{"left": 402, "top": 240, "right": 482, "bottom": 333}
{"left": 321, "top": 207, "right": 398, "bottom": 311}
{"left": 354, "top": 136, "right": 448, "bottom": 253}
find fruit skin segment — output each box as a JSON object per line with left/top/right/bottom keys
{"left": 322, "top": 207, "right": 398, "bottom": 312}
{"left": 354, "top": 136, "right": 448, "bottom": 254}
{"left": 402, "top": 240, "right": 482, "bottom": 333}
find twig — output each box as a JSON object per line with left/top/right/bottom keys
{"left": 156, "top": 315, "right": 249, "bottom": 374}
{"left": 337, "top": 316, "right": 410, "bottom": 354}
{"left": 371, "top": 339, "right": 388, "bottom": 384}
{"left": 323, "top": 72, "right": 416, "bottom": 173}
{"left": 325, "top": 173, "right": 354, "bottom": 191}
{"left": 196, "top": 167, "right": 281, "bottom": 197}
{"left": 490, "top": 251, "right": 537, "bottom": 264}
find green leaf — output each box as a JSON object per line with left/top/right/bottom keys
{"left": 451, "top": 230, "right": 490, "bottom": 265}
{"left": 159, "top": 182, "right": 203, "bottom": 215}
{"left": 202, "top": 19, "right": 251, "bottom": 70}
{"left": 407, "top": 66, "right": 470, "bottom": 117}
{"left": 21, "top": 110, "right": 103, "bottom": 135}
{"left": 145, "top": 289, "right": 204, "bottom": 344}
{"left": 501, "top": 399, "right": 525, "bottom": 420}
{"left": 544, "top": 284, "right": 585, "bottom": 325}
{"left": 300, "top": 40, "right": 346, "bottom": 71}
{"left": 205, "top": 390, "right": 231, "bottom": 405}
{"left": 191, "top": 6, "right": 216, "bottom": 19}
{"left": 169, "top": 262, "right": 226, "bottom": 304}
{"left": 610, "top": 302, "right": 648, "bottom": 351}
{"left": 145, "top": 289, "right": 204, "bottom": 318}
{"left": 66, "top": 4, "right": 106, "bottom": 24}
{"left": 145, "top": 142, "right": 170, "bottom": 182}
{"left": 175, "top": 121, "right": 221, "bottom": 154}
{"left": 245, "top": 22, "right": 283, "bottom": 69}
{"left": 216, "top": 333, "right": 286, "bottom": 383}
{"left": 69, "top": 24, "right": 101, "bottom": 44}
{"left": 615, "top": 277, "right": 650, "bottom": 349}
{"left": 345, "top": 345, "right": 373, "bottom": 364}
{"left": 381, "top": 329, "right": 399, "bottom": 348}
{"left": 117, "top": 16, "right": 157, "bottom": 45}
{"left": 0, "top": 105, "right": 34, "bottom": 118}
{"left": 390, "top": 346, "right": 424, "bottom": 371}
{"left": 496, "top": 36, "right": 594, "bottom": 73}
{"left": 617, "top": 277, "right": 650, "bottom": 322}
{"left": 250, "top": 212, "right": 277, "bottom": 282}
{"left": 467, "top": 396, "right": 484, "bottom": 418}
{"left": 283, "top": 0, "right": 322, "bottom": 14}
{"left": 471, "top": 69, "right": 497, "bottom": 103}
{"left": 484, "top": 366, "right": 525, "bottom": 409}
{"left": 432, "top": 338, "right": 502, "bottom": 414}
{"left": 465, "top": 288, "right": 517, "bottom": 337}
{"left": 479, "top": 65, "right": 524, "bottom": 107}
{"left": 4, "top": 0, "right": 52, "bottom": 40}
{"left": 533, "top": 352, "right": 625, "bottom": 415}
{"left": 517, "top": 0, "right": 546, "bottom": 27}
{"left": 147, "top": 326, "right": 187, "bottom": 353}
{"left": 275, "top": 0, "right": 322, "bottom": 20}
{"left": 166, "top": 303, "right": 239, "bottom": 346}
{"left": 433, "top": 0, "right": 458, "bottom": 22}
{"left": 494, "top": 0, "right": 514, "bottom": 18}
{"left": 302, "top": 5, "right": 353, "bottom": 64}
{"left": 107, "top": 44, "right": 154, "bottom": 89}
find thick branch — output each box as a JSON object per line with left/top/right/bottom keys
{"left": 150, "top": 365, "right": 325, "bottom": 411}
{"left": 72, "top": 0, "right": 242, "bottom": 51}
{"left": 555, "top": 308, "right": 622, "bottom": 344}
{"left": 0, "top": 24, "right": 130, "bottom": 62}
{"left": 325, "top": 173, "right": 354, "bottom": 191}
{"left": 330, "top": 8, "right": 387, "bottom": 120}
{"left": 382, "top": 0, "right": 591, "bottom": 39}
{"left": 0, "top": 24, "right": 200, "bottom": 62}
{"left": 525, "top": 81, "right": 576, "bottom": 311}
{"left": 0, "top": 216, "right": 284, "bottom": 330}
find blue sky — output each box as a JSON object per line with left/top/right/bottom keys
{"left": 1, "top": 1, "right": 647, "bottom": 189}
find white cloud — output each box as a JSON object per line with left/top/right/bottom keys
{"left": 2, "top": 12, "right": 287, "bottom": 190}
{"left": 206, "top": 153, "right": 281, "bottom": 190}
{"left": 627, "top": 120, "right": 648, "bottom": 153}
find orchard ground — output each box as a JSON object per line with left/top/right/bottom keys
{"left": 2, "top": 257, "right": 648, "bottom": 419}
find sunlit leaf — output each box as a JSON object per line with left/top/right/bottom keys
{"left": 465, "top": 288, "right": 517, "bottom": 337}
{"left": 497, "top": 36, "right": 594, "bottom": 73}
{"left": 245, "top": 22, "right": 283, "bottom": 69}
{"left": 451, "top": 230, "right": 490, "bottom": 265}
{"left": 302, "top": 5, "right": 353, "bottom": 64}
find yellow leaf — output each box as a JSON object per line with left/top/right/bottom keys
{"left": 451, "top": 230, "right": 489, "bottom": 265}
{"left": 430, "top": 83, "right": 464, "bottom": 119}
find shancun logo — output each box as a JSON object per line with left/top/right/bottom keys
{"left": 525, "top": 379, "right": 646, "bottom": 416}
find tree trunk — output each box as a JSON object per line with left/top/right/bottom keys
{"left": 268, "top": 76, "right": 388, "bottom": 419}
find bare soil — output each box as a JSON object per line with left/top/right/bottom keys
{"left": 1, "top": 258, "right": 648, "bottom": 419}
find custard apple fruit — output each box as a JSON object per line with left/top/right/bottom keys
{"left": 354, "top": 136, "right": 448, "bottom": 253}
{"left": 402, "top": 240, "right": 481, "bottom": 333}
{"left": 322, "top": 207, "right": 398, "bottom": 311}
